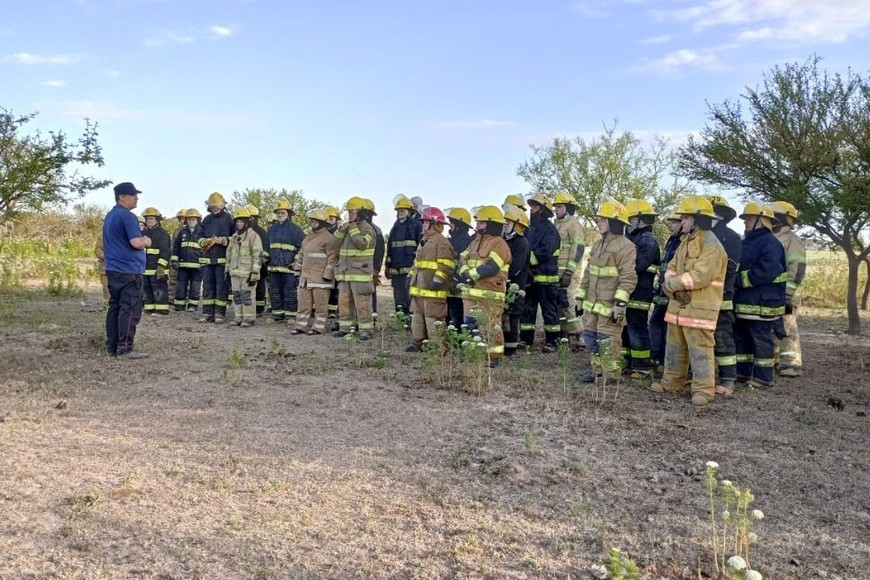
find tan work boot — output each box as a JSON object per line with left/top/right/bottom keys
{"left": 692, "top": 392, "right": 714, "bottom": 406}
{"left": 779, "top": 367, "right": 802, "bottom": 377}
{"left": 715, "top": 384, "right": 734, "bottom": 396}
{"left": 651, "top": 381, "right": 686, "bottom": 394}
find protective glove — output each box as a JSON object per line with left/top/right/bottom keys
{"left": 611, "top": 301, "right": 627, "bottom": 325}
{"left": 373, "top": 274, "right": 381, "bottom": 286}
{"left": 170, "top": 258, "right": 179, "bottom": 271}
{"left": 427, "top": 277, "right": 445, "bottom": 291}
{"left": 155, "top": 265, "right": 166, "bottom": 279}
{"left": 200, "top": 237, "right": 215, "bottom": 251}
{"left": 247, "top": 272, "right": 259, "bottom": 287}
{"left": 674, "top": 291, "right": 692, "bottom": 306}
{"left": 559, "top": 270, "right": 573, "bottom": 288}
{"left": 458, "top": 271, "right": 473, "bottom": 286}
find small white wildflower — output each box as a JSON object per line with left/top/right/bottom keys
{"left": 472, "top": 336, "right": 482, "bottom": 342}
{"left": 447, "top": 324, "right": 456, "bottom": 331}
{"left": 471, "top": 328, "right": 479, "bottom": 334}
{"left": 461, "top": 341, "right": 469, "bottom": 347}
{"left": 726, "top": 556, "right": 747, "bottom": 571}
{"left": 748, "top": 532, "right": 758, "bottom": 544}
{"left": 434, "top": 320, "right": 444, "bottom": 327}
{"left": 706, "top": 461, "right": 719, "bottom": 470}
{"left": 517, "top": 290, "right": 526, "bottom": 297}
{"left": 422, "top": 339, "right": 430, "bottom": 344}
{"left": 722, "top": 510, "right": 730, "bottom": 521}
{"left": 560, "top": 337, "right": 569, "bottom": 343}
{"left": 402, "top": 324, "right": 409, "bottom": 330}
{"left": 389, "top": 313, "right": 396, "bottom": 318}
{"left": 751, "top": 509, "right": 764, "bottom": 521}
{"left": 476, "top": 342, "right": 487, "bottom": 348}
{"left": 345, "top": 334, "right": 354, "bottom": 341}
{"left": 493, "top": 324, "right": 502, "bottom": 331}
{"left": 721, "top": 480, "right": 733, "bottom": 488}
{"left": 372, "top": 312, "right": 379, "bottom": 319}
{"left": 745, "top": 570, "right": 762, "bottom": 580}
{"left": 461, "top": 324, "right": 469, "bottom": 329}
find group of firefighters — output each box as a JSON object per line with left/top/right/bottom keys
{"left": 96, "top": 190, "right": 806, "bottom": 406}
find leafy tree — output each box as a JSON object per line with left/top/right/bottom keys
{"left": 229, "top": 187, "right": 327, "bottom": 229}
{"left": 677, "top": 56, "right": 870, "bottom": 335}
{"left": 517, "top": 122, "right": 694, "bottom": 244}
{"left": 0, "top": 108, "right": 109, "bottom": 219}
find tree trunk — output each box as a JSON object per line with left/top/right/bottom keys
{"left": 846, "top": 252, "right": 862, "bottom": 335}
{"left": 862, "top": 257, "right": 870, "bottom": 311}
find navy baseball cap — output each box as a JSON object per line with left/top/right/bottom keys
{"left": 114, "top": 182, "right": 142, "bottom": 196}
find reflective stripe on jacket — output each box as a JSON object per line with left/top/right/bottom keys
{"left": 459, "top": 234, "right": 512, "bottom": 305}
{"left": 663, "top": 229, "right": 727, "bottom": 331}
{"left": 774, "top": 227, "right": 806, "bottom": 301}
{"left": 734, "top": 228, "right": 787, "bottom": 319}
{"left": 199, "top": 210, "right": 234, "bottom": 265}
{"left": 527, "top": 213, "right": 561, "bottom": 284}
{"left": 577, "top": 232, "right": 637, "bottom": 317}
{"left": 296, "top": 227, "right": 338, "bottom": 289}
{"left": 226, "top": 228, "right": 263, "bottom": 278}
{"left": 143, "top": 225, "right": 171, "bottom": 276}
{"left": 174, "top": 225, "right": 203, "bottom": 269}
{"left": 268, "top": 220, "right": 306, "bottom": 272}
{"left": 555, "top": 216, "right": 585, "bottom": 274}
{"left": 334, "top": 220, "right": 376, "bottom": 282}
{"left": 409, "top": 229, "right": 455, "bottom": 299}
{"left": 627, "top": 226, "right": 661, "bottom": 310}
{"left": 387, "top": 217, "right": 422, "bottom": 275}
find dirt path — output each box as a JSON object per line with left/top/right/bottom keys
{"left": 1, "top": 294, "right": 868, "bottom": 579}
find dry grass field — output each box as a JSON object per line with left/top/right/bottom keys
{"left": 1, "top": 290, "right": 868, "bottom": 579}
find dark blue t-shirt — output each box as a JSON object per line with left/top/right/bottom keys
{"left": 103, "top": 205, "right": 146, "bottom": 274}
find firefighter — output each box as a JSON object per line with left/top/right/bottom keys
{"left": 503, "top": 194, "right": 527, "bottom": 211}
{"left": 446, "top": 207, "right": 474, "bottom": 328}
{"left": 334, "top": 196, "right": 377, "bottom": 339}
{"left": 733, "top": 202, "right": 788, "bottom": 389}
{"left": 771, "top": 201, "right": 806, "bottom": 378}
{"left": 708, "top": 195, "right": 743, "bottom": 394}
{"left": 502, "top": 206, "right": 531, "bottom": 356}
{"left": 406, "top": 207, "right": 455, "bottom": 351}
{"left": 578, "top": 199, "right": 637, "bottom": 383}
{"left": 226, "top": 207, "right": 263, "bottom": 327}
{"left": 167, "top": 208, "right": 186, "bottom": 307}
{"left": 361, "top": 198, "right": 386, "bottom": 318}
{"left": 410, "top": 196, "right": 424, "bottom": 221}
{"left": 325, "top": 206, "right": 341, "bottom": 327}
{"left": 520, "top": 193, "right": 561, "bottom": 352}
{"left": 197, "top": 192, "right": 234, "bottom": 323}
{"left": 386, "top": 194, "right": 423, "bottom": 316}
{"left": 649, "top": 212, "right": 683, "bottom": 371}
{"left": 292, "top": 208, "right": 338, "bottom": 335}
{"left": 141, "top": 207, "right": 172, "bottom": 316}
{"left": 267, "top": 200, "right": 305, "bottom": 324}
{"left": 650, "top": 196, "right": 728, "bottom": 406}
{"left": 553, "top": 192, "right": 585, "bottom": 341}
{"left": 457, "top": 205, "right": 512, "bottom": 367}
{"left": 246, "top": 204, "right": 270, "bottom": 317}
{"left": 621, "top": 199, "right": 661, "bottom": 378}
{"left": 172, "top": 208, "right": 204, "bottom": 312}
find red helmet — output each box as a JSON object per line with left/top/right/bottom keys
{"left": 421, "top": 206, "right": 449, "bottom": 225}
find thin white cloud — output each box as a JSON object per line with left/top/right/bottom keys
{"left": 208, "top": 25, "right": 234, "bottom": 38}
{"left": 3, "top": 52, "right": 84, "bottom": 65}
{"left": 41, "top": 80, "right": 66, "bottom": 88}
{"left": 634, "top": 48, "right": 721, "bottom": 75}
{"left": 436, "top": 119, "right": 519, "bottom": 130}
{"left": 144, "top": 29, "right": 194, "bottom": 47}
{"left": 639, "top": 34, "right": 672, "bottom": 45}
{"left": 571, "top": 1, "right": 610, "bottom": 18}
{"left": 657, "top": 0, "right": 870, "bottom": 43}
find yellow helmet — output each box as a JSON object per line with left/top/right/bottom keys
{"left": 308, "top": 208, "right": 330, "bottom": 222}
{"left": 245, "top": 204, "right": 259, "bottom": 217}
{"left": 176, "top": 209, "right": 186, "bottom": 219}
{"left": 624, "top": 199, "right": 658, "bottom": 219}
{"left": 526, "top": 192, "right": 554, "bottom": 211}
{"left": 446, "top": 207, "right": 472, "bottom": 227}
{"left": 475, "top": 205, "right": 505, "bottom": 224}
{"left": 185, "top": 208, "right": 201, "bottom": 219}
{"left": 504, "top": 193, "right": 527, "bottom": 210}
{"left": 232, "top": 207, "right": 252, "bottom": 220}
{"left": 206, "top": 192, "right": 226, "bottom": 207}
{"left": 739, "top": 201, "right": 775, "bottom": 220}
{"left": 141, "top": 207, "right": 162, "bottom": 218}
{"left": 595, "top": 199, "right": 630, "bottom": 225}
{"left": 552, "top": 191, "right": 578, "bottom": 207}
{"left": 707, "top": 194, "right": 737, "bottom": 220}
{"left": 343, "top": 196, "right": 366, "bottom": 211}
{"left": 360, "top": 198, "right": 377, "bottom": 214}
{"left": 325, "top": 206, "right": 341, "bottom": 220}
{"left": 665, "top": 210, "right": 682, "bottom": 221}
{"left": 676, "top": 195, "right": 715, "bottom": 218}
{"left": 503, "top": 206, "right": 530, "bottom": 229}
{"left": 771, "top": 201, "right": 798, "bottom": 221}
{"left": 274, "top": 199, "right": 293, "bottom": 213}
{"left": 393, "top": 194, "right": 414, "bottom": 211}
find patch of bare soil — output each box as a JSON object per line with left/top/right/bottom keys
{"left": 0, "top": 294, "right": 868, "bottom": 579}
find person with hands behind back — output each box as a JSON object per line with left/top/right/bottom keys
{"left": 226, "top": 207, "right": 263, "bottom": 327}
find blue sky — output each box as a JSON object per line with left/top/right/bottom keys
{"left": 2, "top": 0, "right": 869, "bottom": 225}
